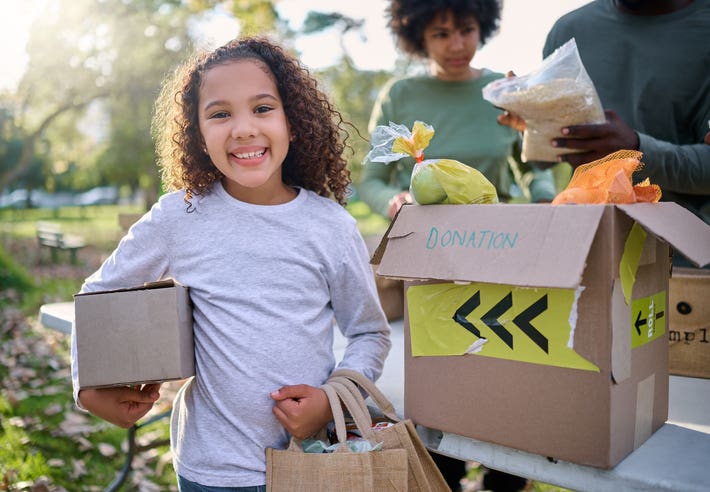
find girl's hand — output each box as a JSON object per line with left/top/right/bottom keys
{"left": 78, "top": 383, "right": 161, "bottom": 428}
{"left": 270, "top": 384, "right": 332, "bottom": 440}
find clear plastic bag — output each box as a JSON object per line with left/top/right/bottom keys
{"left": 482, "top": 38, "right": 605, "bottom": 162}
{"left": 410, "top": 158, "right": 498, "bottom": 205}
{"left": 364, "top": 121, "right": 498, "bottom": 205}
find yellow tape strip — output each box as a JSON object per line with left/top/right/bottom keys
{"left": 620, "top": 222, "right": 647, "bottom": 305}
{"left": 631, "top": 291, "right": 666, "bottom": 348}
{"left": 407, "top": 282, "right": 599, "bottom": 371}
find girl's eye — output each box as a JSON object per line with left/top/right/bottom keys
{"left": 255, "top": 105, "right": 273, "bottom": 114}
{"left": 209, "top": 111, "right": 229, "bottom": 119}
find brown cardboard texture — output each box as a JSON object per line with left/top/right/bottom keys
{"left": 373, "top": 202, "right": 710, "bottom": 469}
{"left": 74, "top": 280, "right": 194, "bottom": 388}
{"left": 668, "top": 267, "right": 710, "bottom": 379}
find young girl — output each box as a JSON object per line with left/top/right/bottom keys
{"left": 71, "top": 37, "right": 391, "bottom": 491}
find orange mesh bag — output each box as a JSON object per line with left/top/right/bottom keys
{"left": 552, "top": 150, "right": 662, "bottom": 205}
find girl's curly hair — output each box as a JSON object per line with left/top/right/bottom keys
{"left": 152, "top": 36, "right": 351, "bottom": 206}
{"left": 387, "top": 0, "right": 502, "bottom": 57}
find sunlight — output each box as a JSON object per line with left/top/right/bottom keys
{"left": 0, "top": 2, "right": 39, "bottom": 91}
{"left": 0, "top": 0, "right": 590, "bottom": 92}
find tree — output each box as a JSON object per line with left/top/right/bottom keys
{"left": 298, "top": 10, "right": 393, "bottom": 184}
{"left": 316, "top": 60, "right": 390, "bottom": 184}
{"left": 3, "top": 0, "right": 193, "bottom": 207}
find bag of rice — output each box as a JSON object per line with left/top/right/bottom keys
{"left": 482, "top": 38, "right": 605, "bottom": 162}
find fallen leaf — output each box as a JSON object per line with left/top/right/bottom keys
{"left": 98, "top": 442, "right": 116, "bottom": 457}
{"left": 71, "top": 459, "right": 87, "bottom": 479}
{"left": 44, "top": 403, "right": 64, "bottom": 416}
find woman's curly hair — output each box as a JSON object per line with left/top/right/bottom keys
{"left": 152, "top": 36, "right": 351, "bottom": 206}
{"left": 387, "top": 0, "right": 502, "bottom": 57}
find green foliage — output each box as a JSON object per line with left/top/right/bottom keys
{"left": 346, "top": 199, "right": 389, "bottom": 238}
{"left": 0, "top": 245, "right": 35, "bottom": 296}
{"left": 316, "top": 60, "right": 391, "bottom": 184}
{"left": 229, "top": 0, "right": 285, "bottom": 35}
{"left": 4, "top": 0, "right": 195, "bottom": 199}
{"left": 1, "top": 205, "right": 178, "bottom": 490}
{"left": 302, "top": 12, "right": 364, "bottom": 35}
{"left": 0, "top": 419, "right": 51, "bottom": 486}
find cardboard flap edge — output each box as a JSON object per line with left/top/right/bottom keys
{"left": 617, "top": 203, "right": 710, "bottom": 267}
{"left": 375, "top": 204, "right": 605, "bottom": 288}
{"left": 74, "top": 278, "right": 184, "bottom": 297}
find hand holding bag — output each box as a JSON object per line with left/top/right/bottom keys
{"left": 265, "top": 381, "right": 408, "bottom": 491}
{"left": 327, "top": 369, "right": 450, "bottom": 492}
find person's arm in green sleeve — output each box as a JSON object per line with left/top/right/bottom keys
{"left": 636, "top": 136, "right": 710, "bottom": 195}
{"left": 510, "top": 140, "right": 557, "bottom": 203}
{"left": 357, "top": 160, "right": 405, "bottom": 219}
{"left": 528, "top": 167, "right": 557, "bottom": 203}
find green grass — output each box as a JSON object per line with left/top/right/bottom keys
{"left": 0, "top": 203, "right": 177, "bottom": 491}
{"left": 0, "top": 306, "right": 177, "bottom": 491}
{"left": 0, "top": 204, "right": 144, "bottom": 251}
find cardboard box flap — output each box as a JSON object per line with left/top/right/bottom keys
{"left": 617, "top": 203, "right": 710, "bottom": 268}
{"left": 374, "top": 204, "right": 605, "bottom": 288}
{"left": 75, "top": 279, "right": 180, "bottom": 297}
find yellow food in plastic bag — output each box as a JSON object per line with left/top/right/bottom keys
{"left": 364, "top": 120, "right": 499, "bottom": 206}
{"left": 552, "top": 150, "right": 661, "bottom": 205}
{"left": 412, "top": 159, "right": 498, "bottom": 205}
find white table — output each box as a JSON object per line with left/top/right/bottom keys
{"left": 41, "top": 303, "right": 710, "bottom": 491}
{"left": 38, "top": 301, "right": 74, "bottom": 334}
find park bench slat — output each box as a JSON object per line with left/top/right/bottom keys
{"left": 36, "top": 222, "right": 86, "bottom": 264}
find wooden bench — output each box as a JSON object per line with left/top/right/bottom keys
{"left": 37, "top": 221, "right": 86, "bottom": 264}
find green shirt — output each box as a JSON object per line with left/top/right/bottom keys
{"left": 544, "top": 0, "right": 710, "bottom": 223}
{"left": 359, "top": 70, "right": 556, "bottom": 217}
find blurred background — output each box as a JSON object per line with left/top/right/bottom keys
{"left": 0, "top": 1, "right": 585, "bottom": 490}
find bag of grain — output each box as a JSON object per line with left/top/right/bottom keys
{"left": 482, "top": 38, "right": 605, "bottom": 162}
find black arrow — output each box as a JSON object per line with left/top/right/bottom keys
{"left": 481, "top": 292, "right": 514, "bottom": 349}
{"left": 513, "top": 294, "right": 549, "bottom": 354}
{"left": 453, "top": 290, "right": 482, "bottom": 338}
{"left": 634, "top": 310, "right": 666, "bottom": 335}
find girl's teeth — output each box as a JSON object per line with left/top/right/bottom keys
{"left": 235, "top": 150, "right": 265, "bottom": 158}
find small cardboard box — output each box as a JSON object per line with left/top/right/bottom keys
{"left": 372, "top": 202, "right": 710, "bottom": 468}
{"left": 668, "top": 267, "right": 710, "bottom": 379}
{"left": 74, "top": 279, "right": 195, "bottom": 388}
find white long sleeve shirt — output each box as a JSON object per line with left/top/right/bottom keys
{"left": 71, "top": 183, "right": 391, "bottom": 486}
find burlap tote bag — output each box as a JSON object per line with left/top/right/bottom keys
{"left": 265, "top": 382, "right": 408, "bottom": 491}
{"left": 328, "top": 369, "right": 450, "bottom": 492}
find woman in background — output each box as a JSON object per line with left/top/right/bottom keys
{"left": 359, "top": 0, "right": 555, "bottom": 220}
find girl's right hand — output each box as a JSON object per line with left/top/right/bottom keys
{"left": 78, "top": 383, "right": 161, "bottom": 428}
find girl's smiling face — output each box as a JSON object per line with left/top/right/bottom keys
{"left": 198, "top": 59, "right": 294, "bottom": 205}
{"left": 422, "top": 10, "right": 481, "bottom": 81}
